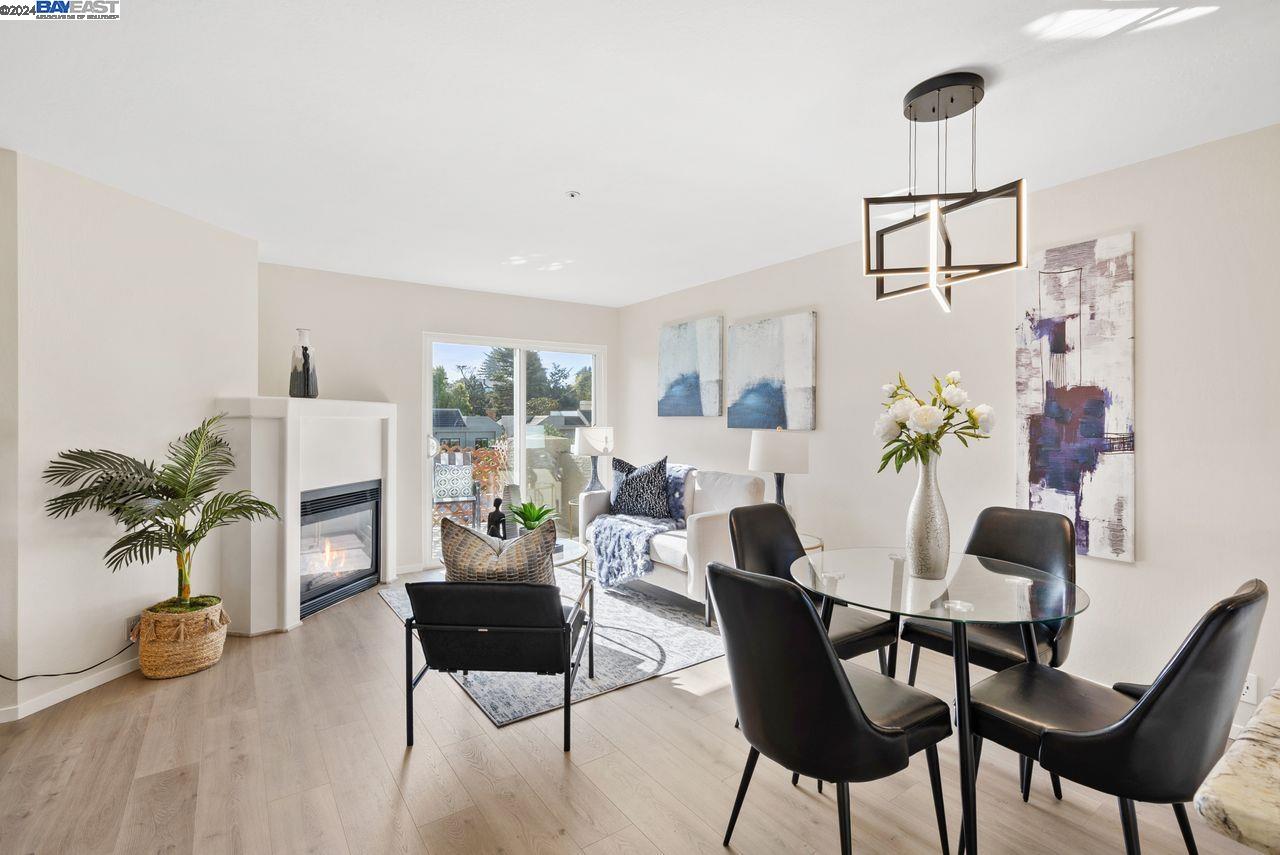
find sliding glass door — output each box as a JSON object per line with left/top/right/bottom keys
{"left": 424, "top": 335, "right": 603, "bottom": 563}
{"left": 428, "top": 341, "right": 517, "bottom": 551}
{"left": 522, "top": 348, "right": 595, "bottom": 539}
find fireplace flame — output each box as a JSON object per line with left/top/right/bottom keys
{"left": 322, "top": 537, "right": 346, "bottom": 570}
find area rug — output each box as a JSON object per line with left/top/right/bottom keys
{"left": 379, "top": 568, "right": 724, "bottom": 726}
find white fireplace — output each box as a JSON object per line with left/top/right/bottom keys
{"left": 299, "top": 479, "right": 382, "bottom": 617}
{"left": 216, "top": 397, "right": 398, "bottom": 634}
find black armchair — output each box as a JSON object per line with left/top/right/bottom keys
{"left": 708, "top": 562, "right": 952, "bottom": 855}
{"left": 966, "top": 580, "right": 1268, "bottom": 854}
{"left": 404, "top": 578, "right": 594, "bottom": 751}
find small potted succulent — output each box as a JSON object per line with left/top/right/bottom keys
{"left": 43, "top": 415, "right": 279, "bottom": 678}
{"left": 507, "top": 501, "right": 558, "bottom": 533}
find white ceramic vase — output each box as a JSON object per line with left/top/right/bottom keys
{"left": 905, "top": 454, "right": 950, "bottom": 579}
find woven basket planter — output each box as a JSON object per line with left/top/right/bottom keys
{"left": 131, "top": 599, "right": 230, "bottom": 679}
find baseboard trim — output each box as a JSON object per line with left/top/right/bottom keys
{"left": 0, "top": 656, "right": 140, "bottom": 722}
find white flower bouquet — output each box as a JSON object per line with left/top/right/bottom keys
{"left": 874, "top": 370, "right": 994, "bottom": 473}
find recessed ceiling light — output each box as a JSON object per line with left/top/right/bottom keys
{"left": 565, "top": 190, "right": 581, "bottom": 198}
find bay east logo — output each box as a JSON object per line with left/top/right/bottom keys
{"left": 0, "top": 0, "right": 121, "bottom": 19}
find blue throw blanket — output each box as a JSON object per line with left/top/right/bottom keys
{"left": 587, "top": 514, "right": 680, "bottom": 588}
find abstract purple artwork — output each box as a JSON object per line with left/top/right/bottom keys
{"left": 1016, "top": 232, "right": 1135, "bottom": 562}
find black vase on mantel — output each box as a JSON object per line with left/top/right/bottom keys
{"left": 288, "top": 328, "right": 319, "bottom": 398}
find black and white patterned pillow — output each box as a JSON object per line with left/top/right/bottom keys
{"left": 611, "top": 456, "right": 672, "bottom": 518}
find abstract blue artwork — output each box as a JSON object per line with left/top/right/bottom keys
{"left": 725, "top": 311, "right": 816, "bottom": 430}
{"left": 657, "top": 316, "right": 722, "bottom": 416}
{"left": 1016, "top": 232, "right": 1134, "bottom": 561}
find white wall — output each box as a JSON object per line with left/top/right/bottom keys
{"left": 615, "top": 124, "right": 1280, "bottom": 723}
{"left": 0, "top": 150, "right": 18, "bottom": 712}
{"left": 2, "top": 152, "right": 259, "bottom": 718}
{"left": 257, "top": 264, "right": 618, "bottom": 571}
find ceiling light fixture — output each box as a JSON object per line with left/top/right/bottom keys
{"left": 862, "top": 72, "right": 1026, "bottom": 312}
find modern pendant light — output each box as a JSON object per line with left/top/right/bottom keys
{"left": 862, "top": 72, "right": 1027, "bottom": 312}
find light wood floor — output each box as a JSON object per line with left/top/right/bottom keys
{"left": 0, "top": 573, "right": 1255, "bottom": 855}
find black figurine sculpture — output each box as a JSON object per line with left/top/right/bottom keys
{"left": 288, "top": 328, "right": 319, "bottom": 398}
{"left": 486, "top": 497, "right": 507, "bottom": 539}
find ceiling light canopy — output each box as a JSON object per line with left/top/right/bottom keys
{"left": 862, "top": 72, "right": 1027, "bottom": 313}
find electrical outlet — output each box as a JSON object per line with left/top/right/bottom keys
{"left": 126, "top": 615, "right": 140, "bottom": 642}
{"left": 1242, "top": 672, "right": 1259, "bottom": 704}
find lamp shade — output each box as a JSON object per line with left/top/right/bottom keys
{"left": 572, "top": 426, "right": 614, "bottom": 457}
{"left": 748, "top": 429, "right": 809, "bottom": 474}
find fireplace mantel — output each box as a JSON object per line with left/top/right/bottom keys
{"left": 216, "top": 397, "right": 398, "bottom": 634}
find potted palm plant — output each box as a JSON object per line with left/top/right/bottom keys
{"left": 43, "top": 415, "right": 279, "bottom": 678}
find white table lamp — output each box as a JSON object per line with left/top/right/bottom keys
{"left": 748, "top": 428, "right": 809, "bottom": 507}
{"left": 572, "top": 427, "right": 615, "bottom": 492}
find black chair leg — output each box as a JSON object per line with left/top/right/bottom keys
{"left": 836, "top": 781, "right": 853, "bottom": 855}
{"left": 1119, "top": 798, "right": 1141, "bottom": 855}
{"left": 724, "top": 748, "right": 759, "bottom": 846}
{"left": 957, "top": 737, "right": 983, "bottom": 855}
{"left": 786, "top": 771, "right": 822, "bottom": 793}
{"left": 1020, "top": 755, "right": 1033, "bottom": 802}
{"left": 878, "top": 648, "right": 888, "bottom": 675}
{"left": 1172, "top": 803, "right": 1198, "bottom": 855}
{"left": 705, "top": 596, "right": 712, "bottom": 627}
{"left": 563, "top": 668, "right": 572, "bottom": 752}
{"left": 907, "top": 643, "right": 921, "bottom": 686}
{"left": 1051, "top": 770, "right": 1063, "bottom": 800}
{"left": 926, "top": 745, "right": 949, "bottom": 855}
{"left": 405, "top": 622, "right": 415, "bottom": 747}
{"left": 886, "top": 639, "right": 899, "bottom": 679}
{"left": 588, "top": 616, "right": 595, "bottom": 679}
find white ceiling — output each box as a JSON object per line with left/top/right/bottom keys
{"left": 2, "top": 1, "right": 1277, "bottom": 306}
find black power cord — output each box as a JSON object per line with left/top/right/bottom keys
{"left": 0, "top": 640, "right": 136, "bottom": 682}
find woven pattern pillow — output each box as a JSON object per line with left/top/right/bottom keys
{"left": 440, "top": 517, "right": 557, "bottom": 584}
{"left": 611, "top": 456, "right": 672, "bottom": 518}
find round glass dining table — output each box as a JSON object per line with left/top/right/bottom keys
{"left": 790, "top": 547, "right": 1090, "bottom": 855}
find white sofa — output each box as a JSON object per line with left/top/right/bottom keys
{"left": 579, "top": 469, "right": 765, "bottom": 623}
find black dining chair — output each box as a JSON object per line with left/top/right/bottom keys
{"left": 729, "top": 503, "right": 905, "bottom": 791}
{"left": 729, "top": 503, "right": 900, "bottom": 673}
{"left": 404, "top": 578, "right": 594, "bottom": 750}
{"left": 901, "top": 506, "right": 1075, "bottom": 800}
{"left": 964, "top": 580, "right": 1267, "bottom": 855}
{"left": 707, "top": 561, "right": 952, "bottom": 855}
